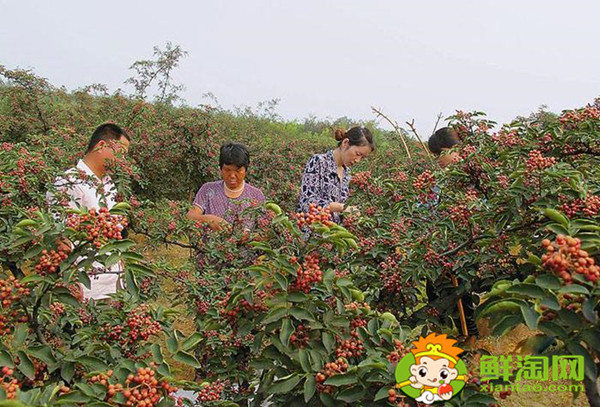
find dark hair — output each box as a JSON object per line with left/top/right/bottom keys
{"left": 428, "top": 127, "right": 459, "bottom": 155}
{"left": 334, "top": 126, "right": 375, "bottom": 151}
{"left": 86, "top": 123, "right": 130, "bottom": 154}
{"left": 219, "top": 142, "right": 250, "bottom": 169}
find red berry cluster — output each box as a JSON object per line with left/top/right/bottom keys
{"left": 291, "top": 253, "right": 323, "bottom": 293}
{"left": 295, "top": 203, "right": 334, "bottom": 228}
{"left": 560, "top": 195, "right": 600, "bottom": 218}
{"left": 1, "top": 366, "right": 20, "bottom": 399}
{"left": 350, "top": 171, "right": 372, "bottom": 190}
{"left": 525, "top": 150, "right": 557, "bottom": 172}
{"left": 491, "top": 130, "right": 525, "bottom": 148}
{"left": 541, "top": 236, "right": 599, "bottom": 284}
{"left": 447, "top": 203, "right": 472, "bottom": 225}
{"left": 219, "top": 289, "right": 270, "bottom": 325}
{"left": 498, "top": 388, "right": 512, "bottom": 399}
{"left": 393, "top": 171, "right": 408, "bottom": 182}
{"left": 316, "top": 358, "right": 349, "bottom": 394}
{"left": 387, "top": 339, "right": 410, "bottom": 363}
{"left": 197, "top": 380, "right": 226, "bottom": 403}
{"left": 50, "top": 302, "right": 66, "bottom": 320}
{"left": 92, "top": 367, "right": 180, "bottom": 407}
{"left": 496, "top": 174, "right": 510, "bottom": 189}
{"left": 35, "top": 249, "right": 68, "bottom": 275}
{"left": 413, "top": 170, "right": 435, "bottom": 191}
{"left": 66, "top": 207, "right": 128, "bottom": 248}
{"left": 0, "top": 276, "right": 30, "bottom": 335}
{"left": 102, "top": 305, "right": 162, "bottom": 351}
{"left": 335, "top": 334, "right": 365, "bottom": 359}
{"left": 290, "top": 324, "right": 310, "bottom": 347}
{"left": 559, "top": 105, "right": 600, "bottom": 129}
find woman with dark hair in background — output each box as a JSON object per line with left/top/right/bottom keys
{"left": 298, "top": 127, "right": 375, "bottom": 223}
{"left": 187, "top": 142, "right": 265, "bottom": 230}
{"left": 426, "top": 127, "right": 479, "bottom": 339}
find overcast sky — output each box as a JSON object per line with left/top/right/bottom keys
{"left": 1, "top": 0, "right": 599, "bottom": 133}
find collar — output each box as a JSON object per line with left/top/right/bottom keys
{"left": 77, "top": 159, "right": 111, "bottom": 183}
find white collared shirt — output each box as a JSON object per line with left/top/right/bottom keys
{"left": 47, "top": 159, "right": 122, "bottom": 300}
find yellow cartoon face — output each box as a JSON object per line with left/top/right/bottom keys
{"left": 410, "top": 356, "right": 458, "bottom": 387}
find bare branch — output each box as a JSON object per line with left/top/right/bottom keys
{"left": 371, "top": 107, "right": 412, "bottom": 162}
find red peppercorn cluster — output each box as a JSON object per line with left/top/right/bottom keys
{"left": 560, "top": 195, "right": 600, "bottom": 218}
{"left": 102, "top": 304, "right": 162, "bottom": 351}
{"left": 219, "top": 289, "right": 270, "bottom": 325}
{"left": 393, "top": 171, "right": 408, "bottom": 182}
{"left": 387, "top": 339, "right": 410, "bottom": 363}
{"left": 315, "top": 358, "right": 349, "bottom": 394}
{"left": 525, "top": 150, "right": 557, "bottom": 172}
{"left": 491, "top": 130, "right": 525, "bottom": 148}
{"left": 66, "top": 207, "right": 128, "bottom": 248}
{"left": 91, "top": 367, "right": 180, "bottom": 407}
{"left": 335, "top": 332, "right": 365, "bottom": 359}
{"left": 498, "top": 388, "right": 512, "bottom": 399}
{"left": 197, "top": 380, "right": 226, "bottom": 403}
{"left": 559, "top": 105, "right": 600, "bottom": 129}
{"left": 447, "top": 203, "right": 472, "bottom": 225}
{"left": 350, "top": 171, "right": 372, "bottom": 190}
{"left": 35, "top": 249, "right": 69, "bottom": 275}
{"left": 541, "top": 236, "right": 599, "bottom": 284}
{"left": 290, "top": 324, "right": 310, "bottom": 347}
{"left": 0, "top": 276, "right": 30, "bottom": 335}
{"left": 295, "top": 203, "right": 334, "bottom": 228}
{"left": 50, "top": 302, "right": 66, "bottom": 320}
{"left": 412, "top": 170, "right": 435, "bottom": 191}
{"left": 291, "top": 253, "right": 323, "bottom": 293}
{"left": 1, "top": 366, "right": 20, "bottom": 399}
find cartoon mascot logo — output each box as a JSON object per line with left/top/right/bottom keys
{"left": 395, "top": 333, "right": 467, "bottom": 404}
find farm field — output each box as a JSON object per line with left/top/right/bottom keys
{"left": 0, "top": 64, "right": 599, "bottom": 407}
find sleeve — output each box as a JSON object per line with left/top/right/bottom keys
{"left": 192, "top": 184, "right": 208, "bottom": 213}
{"left": 46, "top": 175, "right": 85, "bottom": 210}
{"left": 298, "top": 155, "right": 330, "bottom": 212}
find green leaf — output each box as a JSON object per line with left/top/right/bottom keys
{"left": 535, "top": 274, "right": 561, "bottom": 290}
{"left": 78, "top": 356, "right": 108, "bottom": 372}
{"left": 538, "top": 321, "right": 567, "bottom": 338}
{"left": 280, "top": 319, "right": 293, "bottom": 347}
{"left": 540, "top": 295, "right": 561, "bottom": 311}
{"left": 16, "top": 351, "right": 35, "bottom": 380}
{"left": 506, "top": 283, "right": 546, "bottom": 298}
{"left": 262, "top": 306, "right": 289, "bottom": 325}
{"left": 304, "top": 375, "right": 316, "bottom": 403}
{"left": 374, "top": 386, "right": 391, "bottom": 401}
{"left": 173, "top": 351, "right": 201, "bottom": 369}
{"left": 28, "top": 345, "right": 57, "bottom": 365}
{"left": 559, "top": 285, "right": 590, "bottom": 295}
{"left": 298, "top": 349, "right": 312, "bottom": 373}
{"left": 60, "top": 362, "right": 75, "bottom": 383}
{"left": 289, "top": 307, "right": 315, "bottom": 322}
{"left": 323, "top": 373, "right": 358, "bottom": 386}
{"left": 0, "top": 351, "right": 13, "bottom": 368}
{"left": 151, "top": 344, "right": 164, "bottom": 364}
{"left": 543, "top": 208, "right": 569, "bottom": 227}
{"left": 180, "top": 333, "right": 203, "bottom": 352}
{"left": 337, "top": 386, "right": 365, "bottom": 403}
{"left": 582, "top": 298, "right": 598, "bottom": 323}
{"left": 269, "top": 374, "right": 301, "bottom": 394}
{"left": 546, "top": 224, "right": 569, "bottom": 236}
{"left": 12, "top": 324, "right": 28, "bottom": 347}
{"left": 492, "top": 315, "right": 523, "bottom": 336}
{"left": 287, "top": 291, "right": 308, "bottom": 302}
{"left": 274, "top": 272, "right": 288, "bottom": 290}
{"left": 166, "top": 333, "right": 178, "bottom": 354}
{"left": 566, "top": 341, "right": 597, "bottom": 381}
{"left": 322, "top": 332, "right": 334, "bottom": 353}
{"left": 520, "top": 304, "right": 539, "bottom": 330}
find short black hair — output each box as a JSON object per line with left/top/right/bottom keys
{"left": 335, "top": 126, "right": 375, "bottom": 151}
{"left": 428, "top": 127, "right": 459, "bottom": 155}
{"left": 219, "top": 142, "right": 250, "bottom": 169}
{"left": 86, "top": 123, "right": 130, "bottom": 154}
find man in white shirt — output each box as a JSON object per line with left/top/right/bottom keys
{"left": 47, "top": 123, "right": 131, "bottom": 300}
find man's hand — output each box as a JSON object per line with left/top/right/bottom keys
{"left": 343, "top": 205, "right": 361, "bottom": 216}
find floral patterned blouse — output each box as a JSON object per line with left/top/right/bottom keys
{"left": 297, "top": 150, "right": 350, "bottom": 224}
